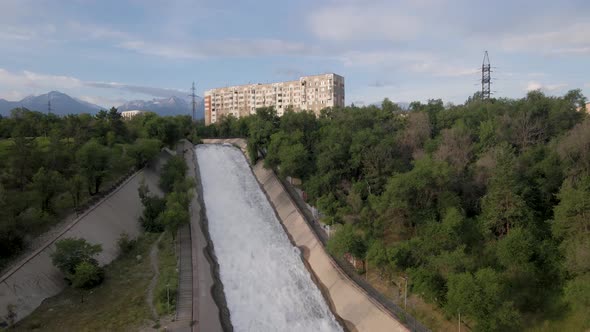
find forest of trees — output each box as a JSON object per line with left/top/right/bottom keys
{"left": 0, "top": 107, "right": 197, "bottom": 270}
{"left": 201, "top": 90, "right": 589, "bottom": 331}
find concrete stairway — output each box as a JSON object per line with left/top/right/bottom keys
{"left": 175, "top": 223, "right": 193, "bottom": 327}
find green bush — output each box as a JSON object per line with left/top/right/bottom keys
{"left": 51, "top": 238, "right": 102, "bottom": 275}
{"left": 564, "top": 275, "right": 590, "bottom": 310}
{"left": 159, "top": 156, "right": 188, "bottom": 193}
{"left": 117, "top": 233, "right": 136, "bottom": 254}
{"left": 139, "top": 195, "right": 167, "bottom": 232}
{"left": 71, "top": 261, "right": 104, "bottom": 289}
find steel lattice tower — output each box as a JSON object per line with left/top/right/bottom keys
{"left": 190, "top": 82, "right": 197, "bottom": 121}
{"left": 482, "top": 51, "right": 491, "bottom": 100}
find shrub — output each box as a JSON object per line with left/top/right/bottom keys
{"left": 51, "top": 238, "right": 102, "bottom": 275}
{"left": 159, "top": 156, "right": 188, "bottom": 193}
{"left": 117, "top": 233, "right": 136, "bottom": 254}
{"left": 139, "top": 195, "right": 167, "bottom": 232}
{"left": 4, "top": 304, "right": 17, "bottom": 326}
{"left": 71, "top": 261, "right": 104, "bottom": 289}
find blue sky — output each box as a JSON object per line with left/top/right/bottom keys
{"left": 0, "top": 0, "right": 589, "bottom": 107}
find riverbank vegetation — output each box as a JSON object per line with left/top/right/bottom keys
{"left": 0, "top": 108, "right": 196, "bottom": 272}
{"left": 137, "top": 153, "right": 193, "bottom": 315}
{"left": 201, "top": 90, "right": 589, "bottom": 331}
{"left": 13, "top": 233, "right": 158, "bottom": 331}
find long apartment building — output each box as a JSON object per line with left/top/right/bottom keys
{"left": 204, "top": 73, "right": 345, "bottom": 125}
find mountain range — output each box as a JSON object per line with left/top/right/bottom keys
{"left": 118, "top": 96, "right": 204, "bottom": 118}
{"left": 0, "top": 91, "right": 102, "bottom": 116}
{"left": 0, "top": 91, "right": 204, "bottom": 118}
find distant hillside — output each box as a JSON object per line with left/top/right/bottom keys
{"left": 0, "top": 91, "right": 104, "bottom": 116}
{"left": 117, "top": 96, "right": 204, "bottom": 118}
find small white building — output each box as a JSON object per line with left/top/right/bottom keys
{"left": 121, "top": 110, "right": 146, "bottom": 119}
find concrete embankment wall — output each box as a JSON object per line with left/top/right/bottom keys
{"left": 0, "top": 165, "right": 163, "bottom": 323}
{"left": 252, "top": 162, "right": 408, "bottom": 332}
{"left": 202, "top": 138, "right": 408, "bottom": 332}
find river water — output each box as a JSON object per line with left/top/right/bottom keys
{"left": 196, "top": 144, "right": 342, "bottom": 332}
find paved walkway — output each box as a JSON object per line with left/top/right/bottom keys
{"left": 181, "top": 140, "right": 224, "bottom": 332}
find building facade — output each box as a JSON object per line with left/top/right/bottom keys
{"left": 204, "top": 73, "right": 345, "bottom": 125}
{"left": 120, "top": 110, "right": 146, "bottom": 119}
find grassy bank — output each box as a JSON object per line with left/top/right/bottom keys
{"left": 154, "top": 231, "right": 179, "bottom": 316}
{"left": 14, "top": 233, "right": 158, "bottom": 332}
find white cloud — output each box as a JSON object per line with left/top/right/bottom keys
{"left": 338, "top": 51, "right": 428, "bottom": 67}
{"left": 85, "top": 82, "right": 187, "bottom": 98}
{"left": 119, "top": 38, "right": 312, "bottom": 59}
{"left": 308, "top": 5, "right": 421, "bottom": 41}
{"left": 78, "top": 95, "right": 126, "bottom": 108}
{"left": 0, "top": 68, "right": 82, "bottom": 90}
{"left": 0, "top": 68, "right": 188, "bottom": 102}
{"left": 65, "top": 21, "right": 131, "bottom": 41}
{"left": 501, "top": 22, "right": 590, "bottom": 54}
{"left": 528, "top": 72, "right": 546, "bottom": 78}
{"left": 526, "top": 81, "right": 567, "bottom": 92}
{"left": 352, "top": 81, "right": 473, "bottom": 105}
{"left": 0, "top": 24, "right": 57, "bottom": 42}
{"left": 339, "top": 51, "right": 478, "bottom": 77}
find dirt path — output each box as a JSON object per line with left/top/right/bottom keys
{"left": 147, "top": 233, "right": 165, "bottom": 321}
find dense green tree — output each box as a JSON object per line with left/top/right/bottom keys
{"left": 127, "top": 138, "right": 162, "bottom": 169}
{"left": 158, "top": 200, "right": 190, "bottom": 237}
{"left": 159, "top": 156, "right": 188, "bottom": 193}
{"left": 327, "top": 223, "right": 367, "bottom": 260}
{"left": 564, "top": 275, "right": 590, "bottom": 311}
{"left": 247, "top": 107, "right": 279, "bottom": 161}
{"left": 376, "top": 157, "right": 455, "bottom": 236}
{"left": 51, "top": 238, "right": 102, "bottom": 275}
{"left": 145, "top": 117, "right": 181, "bottom": 148}
{"left": 557, "top": 117, "right": 590, "bottom": 179}
{"left": 265, "top": 131, "right": 312, "bottom": 179}
{"left": 446, "top": 268, "right": 520, "bottom": 331}
{"left": 553, "top": 176, "right": 590, "bottom": 276}
{"left": 0, "top": 109, "right": 193, "bottom": 269}
{"left": 71, "top": 260, "right": 104, "bottom": 289}
{"left": 138, "top": 184, "right": 167, "bottom": 233}
{"left": 67, "top": 174, "right": 84, "bottom": 209}
{"left": 76, "top": 140, "right": 111, "bottom": 195}
{"left": 9, "top": 134, "right": 40, "bottom": 191}
{"left": 187, "top": 89, "right": 590, "bottom": 330}
{"left": 408, "top": 267, "right": 446, "bottom": 304}
{"left": 30, "top": 167, "right": 64, "bottom": 212}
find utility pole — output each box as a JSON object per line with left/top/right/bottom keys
{"left": 458, "top": 310, "right": 461, "bottom": 332}
{"left": 481, "top": 51, "right": 491, "bottom": 101}
{"left": 190, "top": 82, "right": 197, "bottom": 122}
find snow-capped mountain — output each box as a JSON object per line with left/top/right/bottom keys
{"left": 0, "top": 91, "right": 104, "bottom": 116}
{"left": 0, "top": 92, "right": 204, "bottom": 118}
{"left": 117, "top": 96, "right": 204, "bottom": 118}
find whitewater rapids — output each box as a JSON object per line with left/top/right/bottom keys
{"left": 196, "top": 144, "right": 342, "bottom": 332}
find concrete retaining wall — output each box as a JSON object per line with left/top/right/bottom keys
{"left": 0, "top": 166, "right": 163, "bottom": 324}
{"left": 252, "top": 162, "right": 408, "bottom": 332}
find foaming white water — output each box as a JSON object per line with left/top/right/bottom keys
{"left": 196, "top": 144, "right": 342, "bottom": 332}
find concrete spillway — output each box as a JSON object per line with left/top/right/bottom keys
{"left": 196, "top": 144, "right": 342, "bottom": 332}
